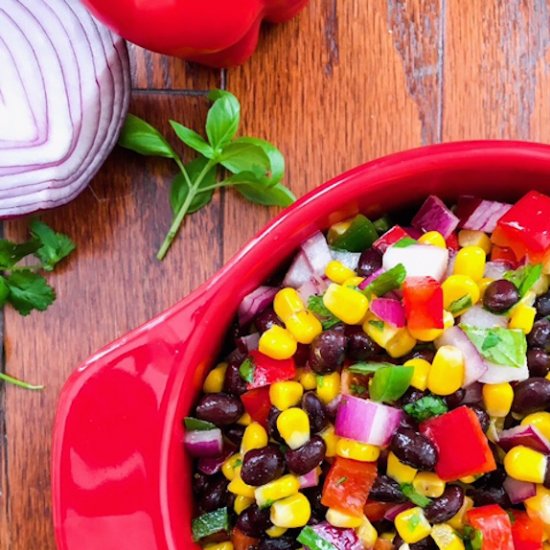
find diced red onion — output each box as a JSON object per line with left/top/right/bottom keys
{"left": 358, "top": 268, "right": 385, "bottom": 289}
{"left": 411, "top": 195, "right": 459, "bottom": 238}
{"left": 305, "top": 522, "right": 363, "bottom": 550}
{"left": 503, "top": 476, "right": 537, "bottom": 504}
{"left": 236, "top": 333, "right": 260, "bottom": 352}
{"left": 479, "top": 360, "right": 529, "bottom": 384}
{"left": 198, "top": 446, "right": 233, "bottom": 475}
{"left": 370, "top": 298, "right": 406, "bottom": 328}
{"left": 184, "top": 429, "right": 223, "bottom": 458}
{"left": 335, "top": 395, "right": 404, "bottom": 447}
{"left": 298, "top": 468, "right": 319, "bottom": 489}
{"left": 331, "top": 249, "right": 361, "bottom": 270}
{"left": 384, "top": 502, "right": 414, "bottom": 521}
{"left": 445, "top": 251, "right": 457, "bottom": 278}
{"left": 460, "top": 305, "right": 508, "bottom": 329}
{"left": 498, "top": 425, "right": 550, "bottom": 454}
{"left": 0, "top": 0, "right": 130, "bottom": 218}
{"left": 484, "top": 260, "right": 515, "bottom": 279}
{"left": 383, "top": 244, "right": 449, "bottom": 281}
{"left": 298, "top": 276, "right": 329, "bottom": 303}
{"left": 456, "top": 196, "right": 512, "bottom": 233}
{"left": 436, "top": 327, "right": 488, "bottom": 386}
{"left": 302, "top": 232, "right": 333, "bottom": 276}
{"left": 238, "top": 286, "right": 278, "bottom": 327}
{"left": 283, "top": 251, "right": 316, "bottom": 288}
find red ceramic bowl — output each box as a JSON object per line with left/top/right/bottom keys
{"left": 52, "top": 141, "right": 550, "bottom": 550}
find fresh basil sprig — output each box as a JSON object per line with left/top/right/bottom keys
{"left": 118, "top": 90, "right": 295, "bottom": 260}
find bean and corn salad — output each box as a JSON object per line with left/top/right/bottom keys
{"left": 185, "top": 191, "right": 550, "bottom": 550}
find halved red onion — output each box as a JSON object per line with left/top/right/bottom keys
{"left": 503, "top": 476, "right": 537, "bottom": 504}
{"left": 298, "top": 468, "right": 319, "bottom": 489}
{"left": 436, "top": 326, "right": 487, "bottom": 386}
{"left": 460, "top": 305, "right": 508, "bottom": 329}
{"left": 384, "top": 502, "right": 414, "bottom": 521}
{"left": 456, "top": 196, "right": 512, "bottom": 233}
{"left": 238, "top": 286, "right": 278, "bottom": 326}
{"left": 370, "top": 298, "right": 406, "bottom": 328}
{"left": 184, "top": 429, "right": 223, "bottom": 458}
{"left": 0, "top": 0, "right": 130, "bottom": 217}
{"left": 411, "top": 195, "right": 459, "bottom": 238}
{"left": 498, "top": 425, "right": 550, "bottom": 454}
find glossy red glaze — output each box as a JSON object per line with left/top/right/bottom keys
{"left": 52, "top": 141, "right": 550, "bottom": 549}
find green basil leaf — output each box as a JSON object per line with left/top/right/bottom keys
{"left": 169, "top": 121, "right": 214, "bottom": 159}
{"left": 235, "top": 180, "right": 296, "bottom": 207}
{"left": 184, "top": 417, "right": 216, "bottom": 431}
{"left": 219, "top": 141, "right": 271, "bottom": 178}
{"left": 364, "top": 264, "right": 407, "bottom": 297}
{"left": 4, "top": 270, "right": 55, "bottom": 316}
{"left": 118, "top": 114, "right": 177, "bottom": 158}
{"left": 30, "top": 220, "right": 76, "bottom": 271}
{"left": 504, "top": 264, "right": 543, "bottom": 297}
{"left": 393, "top": 237, "right": 417, "bottom": 248}
{"left": 401, "top": 483, "right": 433, "bottom": 507}
{"left": 403, "top": 395, "right": 448, "bottom": 422}
{"left": 233, "top": 137, "right": 285, "bottom": 185}
{"left": 206, "top": 91, "right": 240, "bottom": 150}
{"left": 370, "top": 366, "right": 413, "bottom": 403}
{"left": 0, "top": 239, "right": 41, "bottom": 270}
{"left": 170, "top": 158, "right": 217, "bottom": 215}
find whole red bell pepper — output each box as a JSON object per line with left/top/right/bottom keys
{"left": 240, "top": 350, "right": 296, "bottom": 389}
{"left": 466, "top": 505, "right": 514, "bottom": 550}
{"left": 82, "top": 0, "right": 309, "bottom": 67}
{"left": 510, "top": 511, "right": 544, "bottom": 550}
{"left": 402, "top": 276, "right": 444, "bottom": 330}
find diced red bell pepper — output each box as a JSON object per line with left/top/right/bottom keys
{"left": 493, "top": 191, "right": 550, "bottom": 261}
{"left": 446, "top": 232, "right": 459, "bottom": 251}
{"left": 241, "top": 350, "right": 296, "bottom": 389}
{"left": 420, "top": 406, "right": 496, "bottom": 481}
{"left": 241, "top": 387, "right": 271, "bottom": 428}
{"left": 231, "top": 528, "right": 260, "bottom": 550}
{"left": 321, "top": 457, "right": 377, "bottom": 516}
{"left": 511, "top": 511, "right": 544, "bottom": 550}
{"left": 373, "top": 540, "right": 394, "bottom": 550}
{"left": 402, "top": 276, "right": 444, "bottom": 330}
{"left": 491, "top": 245, "right": 519, "bottom": 266}
{"left": 373, "top": 225, "right": 411, "bottom": 253}
{"left": 363, "top": 500, "right": 395, "bottom": 522}
{"left": 466, "top": 505, "right": 514, "bottom": 550}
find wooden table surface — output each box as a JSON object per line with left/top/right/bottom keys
{"left": 1, "top": 1, "right": 550, "bottom": 548}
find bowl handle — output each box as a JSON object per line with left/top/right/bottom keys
{"left": 52, "top": 283, "right": 217, "bottom": 550}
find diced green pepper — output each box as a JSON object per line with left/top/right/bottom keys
{"left": 330, "top": 214, "right": 378, "bottom": 252}
{"left": 363, "top": 264, "right": 407, "bottom": 297}
{"left": 297, "top": 526, "right": 338, "bottom": 550}
{"left": 192, "top": 507, "right": 229, "bottom": 541}
{"left": 369, "top": 365, "right": 413, "bottom": 403}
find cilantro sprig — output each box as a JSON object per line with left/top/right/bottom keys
{"left": 118, "top": 90, "right": 295, "bottom": 260}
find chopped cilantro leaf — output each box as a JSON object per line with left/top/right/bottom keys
{"left": 449, "top": 294, "right": 472, "bottom": 314}
{"left": 504, "top": 263, "right": 543, "bottom": 297}
{"left": 239, "top": 357, "right": 255, "bottom": 383}
{"left": 461, "top": 326, "right": 526, "bottom": 368}
{"left": 335, "top": 476, "right": 348, "bottom": 486}
{"left": 363, "top": 263, "right": 406, "bottom": 297}
{"left": 393, "top": 237, "right": 417, "bottom": 248}
{"left": 401, "top": 483, "right": 433, "bottom": 507}
{"left": 348, "top": 361, "right": 395, "bottom": 374}
{"left": 369, "top": 320, "right": 385, "bottom": 330}
{"left": 403, "top": 395, "right": 448, "bottom": 422}
{"left": 308, "top": 295, "right": 341, "bottom": 329}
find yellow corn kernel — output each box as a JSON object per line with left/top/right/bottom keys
{"left": 442, "top": 275, "right": 480, "bottom": 315}
{"left": 428, "top": 345, "right": 464, "bottom": 396}
{"left": 504, "top": 445, "right": 548, "bottom": 484}
{"left": 521, "top": 412, "right": 550, "bottom": 441}
{"left": 413, "top": 472, "right": 446, "bottom": 498}
{"left": 357, "top": 517, "right": 379, "bottom": 548}
{"left": 386, "top": 329, "right": 417, "bottom": 358}
{"left": 204, "top": 542, "right": 233, "bottom": 550}
{"left": 448, "top": 496, "right": 474, "bottom": 530}
{"left": 408, "top": 310, "right": 454, "bottom": 343}
{"left": 336, "top": 438, "right": 380, "bottom": 462}
{"left": 255, "top": 474, "right": 300, "bottom": 508}
{"left": 459, "top": 475, "right": 478, "bottom": 484}
{"left": 418, "top": 231, "right": 447, "bottom": 248}
{"left": 237, "top": 413, "right": 252, "bottom": 426}
{"left": 270, "top": 381, "right": 304, "bottom": 410}
{"left": 320, "top": 424, "right": 338, "bottom": 457}
{"left": 286, "top": 311, "right": 323, "bottom": 344}
{"left": 547, "top": 372, "right": 550, "bottom": 382}
{"left": 266, "top": 526, "right": 287, "bottom": 538}
{"left": 533, "top": 274, "right": 550, "bottom": 296}
{"left": 363, "top": 315, "right": 417, "bottom": 358}
{"left": 234, "top": 495, "right": 254, "bottom": 514}
{"left": 342, "top": 276, "right": 366, "bottom": 288}
{"left": 259, "top": 326, "right": 297, "bottom": 360}
{"left": 277, "top": 408, "right": 310, "bottom": 449}
{"left": 316, "top": 372, "right": 341, "bottom": 404}
{"left": 328, "top": 220, "right": 352, "bottom": 242}
{"left": 241, "top": 422, "right": 268, "bottom": 454}
{"left": 222, "top": 453, "right": 243, "bottom": 481}
{"left": 454, "top": 246, "right": 487, "bottom": 281}
{"left": 228, "top": 467, "right": 256, "bottom": 498}
{"left": 395, "top": 507, "right": 432, "bottom": 544}
{"left": 509, "top": 304, "right": 537, "bottom": 334}
{"left": 270, "top": 493, "right": 311, "bottom": 528}
{"left": 430, "top": 524, "right": 465, "bottom": 550}
{"left": 299, "top": 369, "right": 317, "bottom": 390}
{"left": 274, "top": 288, "right": 304, "bottom": 322}
{"left": 387, "top": 451, "right": 417, "bottom": 484}
{"left": 458, "top": 230, "right": 492, "bottom": 254}
{"left": 482, "top": 382, "right": 514, "bottom": 417}
{"left": 326, "top": 260, "right": 356, "bottom": 284}
{"left": 203, "top": 362, "right": 228, "bottom": 393}
{"left": 326, "top": 508, "right": 363, "bottom": 528}
{"left": 404, "top": 358, "right": 431, "bottom": 391}
{"left": 478, "top": 277, "right": 494, "bottom": 298}
{"left": 525, "top": 486, "right": 550, "bottom": 538}
{"left": 323, "top": 283, "right": 369, "bottom": 325}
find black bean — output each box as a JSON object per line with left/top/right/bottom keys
{"left": 445, "top": 389, "right": 466, "bottom": 409}
{"left": 255, "top": 307, "right": 283, "bottom": 333}
{"left": 294, "top": 344, "right": 311, "bottom": 367}
{"left": 302, "top": 485, "right": 326, "bottom": 520}
{"left": 236, "top": 504, "right": 272, "bottom": 537}
{"left": 536, "top": 291, "right": 550, "bottom": 318}
{"left": 545, "top": 464, "right": 550, "bottom": 489}
{"left": 241, "top": 445, "right": 285, "bottom": 486}
{"left": 357, "top": 248, "right": 383, "bottom": 277}
{"left": 257, "top": 536, "right": 298, "bottom": 550}
{"left": 483, "top": 279, "right": 520, "bottom": 313}
{"left": 468, "top": 485, "right": 510, "bottom": 508}
{"left": 390, "top": 428, "right": 438, "bottom": 470}
{"left": 470, "top": 405, "right": 490, "bottom": 433}
{"left": 527, "top": 349, "right": 550, "bottom": 377}
{"left": 195, "top": 393, "right": 244, "bottom": 426}
{"left": 399, "top": 389, "right": 427, "bottom": 408}
{"left": 302, "top": 392, "right": 329, "bottom": 433}
{"left": 225, "top": 424, "right": 245, "bottom": 446}
{"left": 285, "top": 436, "right": 326, "bottom": 475}
{"left": 393, "top": 535, "right": 438, "bottom": 550}
{"left": 309, "top": 328, "right": 347, "bottom": 374}
{"left": 223, "top": 362, "right": 248, "bottom": 396}
{"left": 528, "top": 319, "right": 550, "bottom": 350}
{"left": 199, "top": 476, "right": 229, "bottom": 512}
{"left": 267, "top": 407, "right": 284, "bottom": 443}
{"left": 345, "top": 325, "right": 382, "bottom": 361}
{"left": 192, "top": 471, "right": 209, "bottom": 495}
{"left": 424, "top": 485, "right": 465, "bottom": 523}
{"left": 403, "top": 348, "right": 436, "bottom": 364}
{"left": 512, "top": 378, "right": 550, "bottom": 415}
{"left": 368, "top": 475, "right": 406, "bottom": 502}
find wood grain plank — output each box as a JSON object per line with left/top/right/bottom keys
{"left": 222, "top": 0, "right": 441, "bottom": 261}
{"left": 443, "top": 0, "right": 550, "bottom": 141}
{"left": 0, "top": 94, "right": 223, "bottom": 550}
